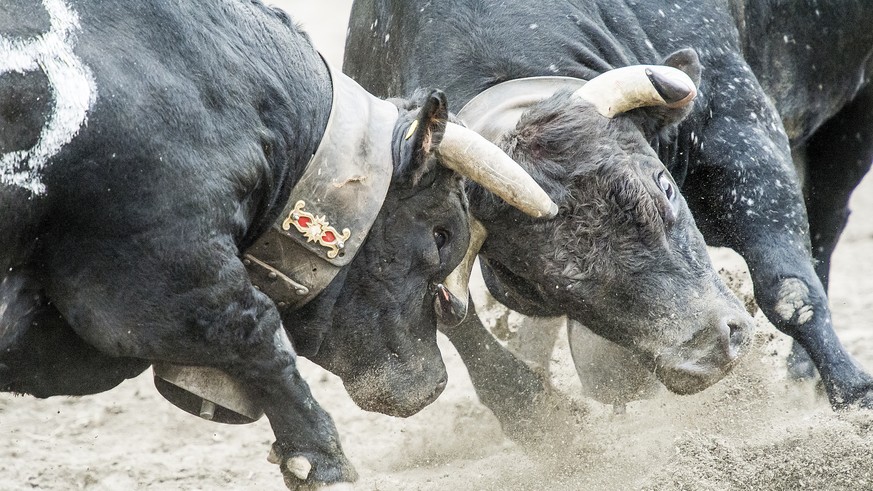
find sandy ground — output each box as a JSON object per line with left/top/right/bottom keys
{"left": 3, "top": 2, "right": 873, "bottom": 490}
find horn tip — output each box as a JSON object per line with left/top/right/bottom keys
{"left": 646, "top": 67, "right": 696, "bottom": 106}
{"left": 524, "top": 200, "right": 559, "bottom": 219}
{"left": 544, "top": 201, "right": 559, "bottom": 219}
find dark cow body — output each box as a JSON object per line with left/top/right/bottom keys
{"left": 344, "top": 0, "right": 873, "bottom": 425}
{"left": 0, "top": 0, "right": 560, "bottom": 487}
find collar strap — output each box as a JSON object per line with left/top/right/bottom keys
{"left": 243, "top": 57, "right": 397, "bottom": 309}
{"left": 457, "top": 76, "right": 587, "bottom": 141}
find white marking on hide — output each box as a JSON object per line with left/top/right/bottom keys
{"left": 0, "top": 0, "right": 97, "bottom": 195}
{"left": 273, "top": 323, "right": 297, "bottom": 359}
{"left": 774, "top": 278, "right": 813, "bottom": 324}
{"left": 796, "top": 304, "right": 814, "bottom": 325}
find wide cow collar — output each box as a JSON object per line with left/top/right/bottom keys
{"left": 154, "top": 63, "right": 398, "bottom": 424}
{"left": 243, "top": 60, "right": 397, "bottom": 310}
{"left": 457, "top": 76, "right": 587, "bottom": 141}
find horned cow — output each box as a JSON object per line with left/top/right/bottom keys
{"left": 344, "top": 0, "right": 873, "bottom": 436}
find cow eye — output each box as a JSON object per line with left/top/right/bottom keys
{"left": 658, "top": 171, "right": 675, "bottom": 200}
{"left": 433, "top": 228, "right": 449, "bottom": 250}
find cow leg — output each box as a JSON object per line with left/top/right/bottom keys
{"left": 740, "top": 233, "right": 872, "bottom": 409}
{"left": 506, "top": 314, "right": 563, "bottom": 377}
{"left": 788, "top": 85, "right": 873, "bottom": 380}
{"left": 686, "top": 93, "right": 873, "bottom": 409}
{"left": 0, "top": 270, "right": 148, "bottom": 397}
{"left": 567, "top": 320, "right": 663, "bottom": 413}
{"left": 441, "top": 299, "right": 579, "bottom": 447}
{"left": 45, "top": 237, "right": 355, "bottom": 487}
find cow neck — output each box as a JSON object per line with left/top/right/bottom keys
{"left": 457, "top": 76, "right": 587, "bottom": 142}
{"left": 243, "top": 58, "right": 398, "bottom": 310}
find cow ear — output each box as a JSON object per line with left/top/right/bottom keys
{"left": 663, "top": 48, "right": 702, "bottom": 88}
{"left": 396, "top": 89, "right": 449, "bottom": 185}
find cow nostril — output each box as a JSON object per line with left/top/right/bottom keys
{"left": 728, "top": 320, "right": 744, "bottom": 345}
{"left": 722, "top": 317, "right": 749, "bottom": 360}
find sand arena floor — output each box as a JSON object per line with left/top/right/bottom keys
{"left": 3, "top": 2, "right": 873, "bottom": 489}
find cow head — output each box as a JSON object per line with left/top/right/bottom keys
{"left": 290, "top": 89, "right": 555, "bottom": 417}
{"left": 470, "top": 49, "right": 755, "bottom": 395}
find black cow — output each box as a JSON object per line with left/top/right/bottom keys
{"left": 0, "top": 0, "right": 555, "bottom": 488}
{"left": 343, "top": 0, "right": 873, "bottom": 431}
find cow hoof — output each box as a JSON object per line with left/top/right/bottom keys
{"left": 268, "top": 442, "right": 358, "bottom": 490}
{"left": 834, "top": 381, "right": 873, "bottom": 410}
{"left": 835, "top": 392, "right": 873, "bottom": 411}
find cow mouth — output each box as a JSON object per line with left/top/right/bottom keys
{"left": 343, "top": 369, "right": 447, "bottom": 417}
{"left": 652, "top": 334, "right": 751, "bottom": 395}
{"left": 654, "top": 359, "right": 738, "bottom": 395}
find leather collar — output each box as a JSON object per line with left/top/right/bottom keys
{"left": 457, "top": 76, "right": 587, "bottom": 141}
{"left": 243, "top": 59, "right": 398, "bottom": 310}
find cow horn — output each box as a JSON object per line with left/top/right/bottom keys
{"left": 435, "top": 216, "right": 487, "bottom": 328}
{"left": 573, "top": 65, "right": 697, "bottom": 118}
{"left": 438, "top": 123, "right": 558, "bottom": 219}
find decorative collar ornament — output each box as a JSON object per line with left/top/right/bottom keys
{"left": 282, "top": 200, "right": 351, "bottom": 259}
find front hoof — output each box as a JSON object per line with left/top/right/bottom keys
{"left": 850, "top": 393, "right": 873, "bottom": 410}
{"left": 267, "top": 443, "right": 358, "bottom": 490}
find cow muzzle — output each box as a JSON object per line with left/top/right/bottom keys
{"left": 344, "top": 363, "right": 448, "bottom": 417}
{"left": 653, "top": 308, "right": 754, "bottom": 394}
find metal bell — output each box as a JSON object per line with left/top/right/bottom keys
{"left": 153, "top": 363, "right": 264, "bottom": 424}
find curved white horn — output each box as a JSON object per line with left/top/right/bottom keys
{"left": 439, "top": 123, "right": 558, "bottom": 219}
{"left": 573, "top": 65, "right": 697, "bottom": 118}
{"left": 435, "top": 216, "right": 488, "bottom": 327}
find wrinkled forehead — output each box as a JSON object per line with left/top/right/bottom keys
{"left": 510, "top": 91, "right": 659, "bottom": 163}
{"left": 382, "top": 169, "right": 468, "bottom": 233}
{"left": 426, "top": 170, "right": 469, "bottom": 222}
{"left": 592, "top": 159, "right": 666, "bottom": 239}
